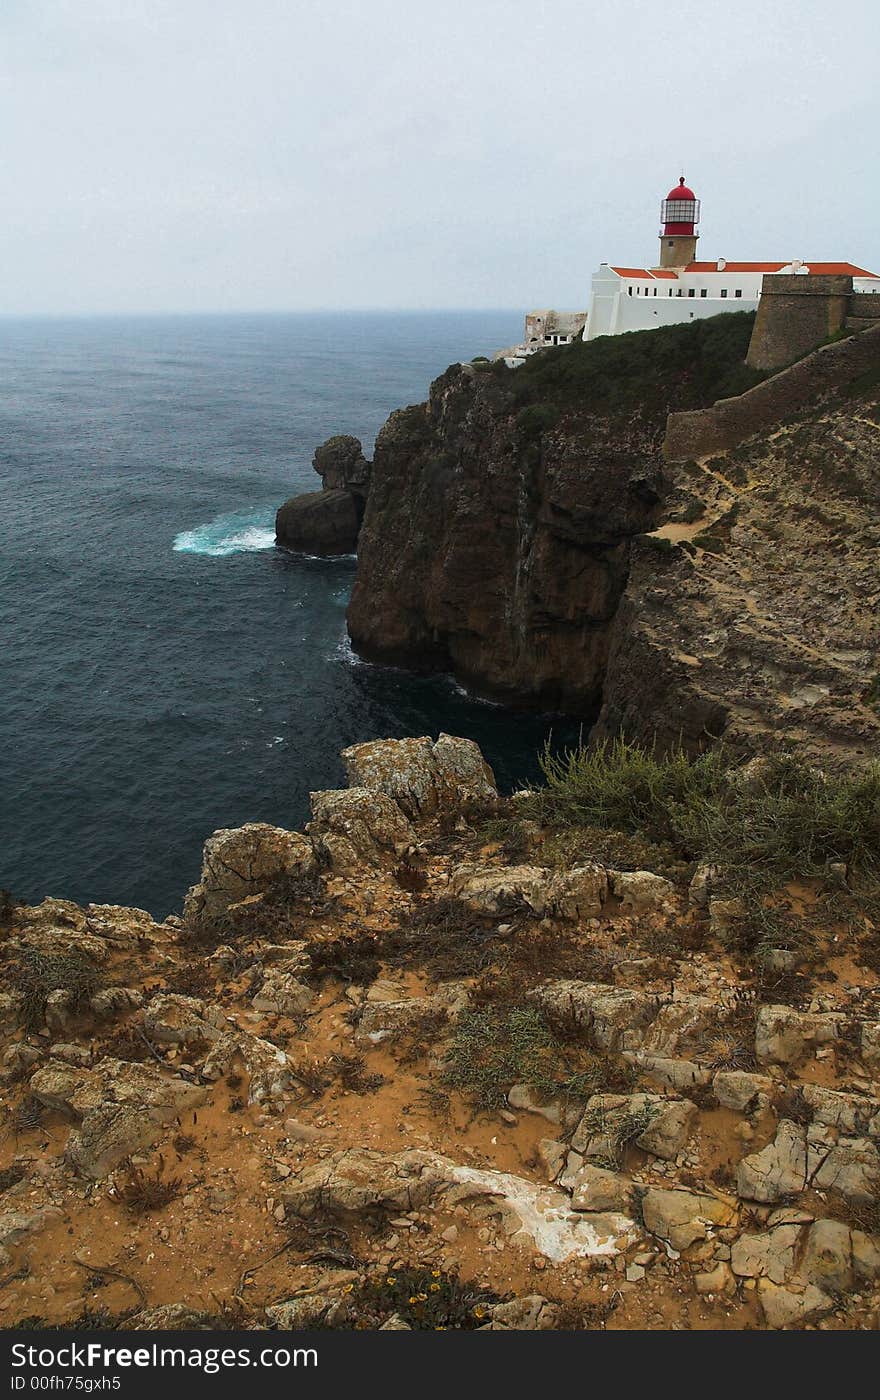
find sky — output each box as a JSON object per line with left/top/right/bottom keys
{"left": 2, "top": 0, "right": 879, "bottom": 315}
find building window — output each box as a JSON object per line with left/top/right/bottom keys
{"left": 628, "top": 287, "right": 633, "bottom": 296}
{"left": 676, "top": 289, "right": 682, "bottom": 297}
{"left": 653, "top": 287, "right": 657, "bottom": 296}
{"left": 688, "top": 288, "right": 695, "bottom": 297}
{"left": 735, "top": 289, "right": 742, "bottom": 298}
{"left": 668, "top": 289, "right": 672, "bottom": 296}
{"left": 700, "top": 289, "right": 707, "bottom": 298}
{"left": 721, "top": 289, "right": 728, "bottom": 298}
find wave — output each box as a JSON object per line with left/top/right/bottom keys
{"left": 173, "top": 509, "right": 276, "bottom": 557}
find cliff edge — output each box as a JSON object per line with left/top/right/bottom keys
{"left": 344, "top": 313, "right": 880, "bottom": 762}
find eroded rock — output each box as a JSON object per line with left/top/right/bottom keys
{"left": 184, "top": 823, "right": 316, "bottom": 923}
{"left": 341, "top": 734, "right": 497, "bottom": 820}
{"left": 308, "top": 789, "right": 416, "bottom": 872}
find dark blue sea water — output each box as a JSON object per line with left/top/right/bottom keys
{"left": 0, "top": 311, "right": 580, "bottom": 918}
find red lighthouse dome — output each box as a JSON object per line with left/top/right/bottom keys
{"left": 661, "top": 176, "right": 700, "bottom": 235}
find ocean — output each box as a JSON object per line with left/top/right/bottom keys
{"left": 0, "top": 311, "right": 581, "bottom": 918}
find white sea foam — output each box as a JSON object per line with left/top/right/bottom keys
{"left": 173, "top": 511, "right": 276, "bottom": 557}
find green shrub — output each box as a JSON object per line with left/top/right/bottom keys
{"left": 511, "top": 312, "right": 763, "bottom": 420}
{"left": 529, "top": 737, "right": 729, "bottom": 845}
{"left": 524, "top": 739, "right": 880, "bottom": 893}
{"left": 515, "top": 403, "right": 560, "bottom": 440}
{"left": 443, "top": 1005, "right": 559, "bottom": 1109}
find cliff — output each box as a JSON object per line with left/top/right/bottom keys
{"left": 348, "top": 314, "right": 762, "bottom": 714}
{"left": 346, "top": 313, "right": 880, "bottom": 760}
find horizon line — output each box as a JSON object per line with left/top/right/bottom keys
{"left": 0, "top": 305, "right": 531, "bottom": 321}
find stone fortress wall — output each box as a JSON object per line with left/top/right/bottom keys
{"left": 664, "top": 315, "right": 880, "bottom": 461}
{"left": 745, "top": 274, "right": 855, "bottom": 372}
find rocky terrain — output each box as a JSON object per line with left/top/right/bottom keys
{"left": 335, "top": 315, "right": 880, "bottom": 760}
{"left": 2, "top": 734, "right": 880, "bottom": 1332}
{"left": 596, "top": 394, "right": 880, "bottom": 759}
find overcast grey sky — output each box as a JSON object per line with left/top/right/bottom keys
{"left": 2, "top": 0, "right": 878, "bottom": 314}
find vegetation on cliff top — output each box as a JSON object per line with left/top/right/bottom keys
{"left": 493, "top": 311, "right": 764, "bottom": 420}
{"left": 528, "top": 738, "right": 880, "bottom": 889}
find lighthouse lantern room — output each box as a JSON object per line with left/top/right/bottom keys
{"left": 659, "top": 177, "right": 700, "bottom": 268}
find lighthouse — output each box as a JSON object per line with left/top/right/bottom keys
{"left": 659, "top": 176, "right": 700, "bottom": 269}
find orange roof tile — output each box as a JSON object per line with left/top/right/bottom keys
{"left": 685, "top": 261, "right": 878, "bottom": 277}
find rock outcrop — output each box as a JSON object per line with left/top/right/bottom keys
{"left": 275, "top": 434, "right": 371, "bottom": 556}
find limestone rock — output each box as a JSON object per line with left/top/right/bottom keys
{"left": 341, "top": 734, "right": 497, "bottom": 820}
{"left": 756, "top": 1280, "right": 832, "bottom": 1329}
{"left": 531, "top": 982, "right": 659, "bottom": 1053}
{"left": 754, "top": 1005, "right": 844, "bottom": 1065}
{"left": 184, "top": 822, "right": 316, "bottom": 923}
{"left": 730, "top": 1224, "right": 804, "bottom": 1283}
{"left": 797, "top": 1218, "right": 854, "bottom": 1293}
{"left": 641, "top": 1188, "right": 736, "bottom": 1252}
{"left": 201, "top": 1030, "right": 295, "bottom": 1105}
{"left": 142, "top": 994, "right": 228, "bottom": 1046}
{"left": 571, "top": 1093, "right": 694, "bottom": 1162}
{"left": 568, "top": 1165, "right": 632, "bottom": 1213}
{"left": 611, "top": 870, "right": 675, "bottom": 912}
{"left": 251, "top": 970, "right": 314, "bottom": 1018}
{"left": 281, "top": 1147, "right": 638, "bottom": 1261}
{"left": 811, "top": 1136, "right": 880, "bottom": 1205}
{"left": 736, "top": 1121, "right": 812, "bottom": 1203}
{"left": 355, "top": 996, "right": 449, "bottom": 1046}
{"left": 307, "top": 788, "right": 415, "bottom": 872}
{"left": 713, "top": 1070, "right": 773, "bottom": 1112}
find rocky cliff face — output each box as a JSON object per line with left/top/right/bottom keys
{"left": 596, "top": 387, "right": 880, "bottom": 759}
{"left": 346, "top": 315, "right": 880, "bottom": 760}
{"left": 347, "top": 317, "right": 760, "bottom": 715}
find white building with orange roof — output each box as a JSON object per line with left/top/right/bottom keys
{"left": 585, "top": 177, "right": 879, "bottom": 341}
